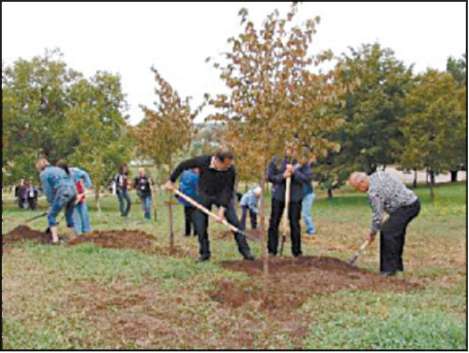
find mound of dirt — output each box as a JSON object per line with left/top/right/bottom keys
{"left": 210, "top": 256, "right": 420, "bottom": 312}
{"left": 68, "top": 229, "right": 192, "bottom": 257}
{"left": 3, "top": 225, "right": 51, "bottom": 246}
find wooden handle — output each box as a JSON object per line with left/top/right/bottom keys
{"left": 282, "top": 176, "right": 291, "bottom": 233}
{"left": 172, "top": 188, "right": 240, "bottom": 234}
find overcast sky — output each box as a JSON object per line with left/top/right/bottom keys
{"left": 2, "top": 2, "right": 466, "bottom": 125}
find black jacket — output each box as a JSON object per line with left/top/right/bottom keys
{"left": 267, "top": 157, "right": 313, "bottom": 203}
{"left": 170, "top": 155, "right": 235, "bottom": 208}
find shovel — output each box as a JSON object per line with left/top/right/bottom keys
{"left": 171, "top": 188, "right": 260, "bottom": 242}
{"left": 279, "top": 176, "right": 291, "bottom": 256}
{"left": 347, "top": 238, "right": 373, "bottom": 265}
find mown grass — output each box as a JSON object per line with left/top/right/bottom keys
{"left": 2, "top": 182, "right": 467, "bottom": 349}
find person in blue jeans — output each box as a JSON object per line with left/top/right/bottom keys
{"left": 113, "top": 164, "right": 132, "bottom": 217}
{"left": 69, "top": 166, "right": 93, "bottom": 235}
{"left": 177, "top": 168, "right": 200, "bottom": 236}
{"left": 133, "top": 168, "right": 153, "bottom": 220}
{"left": 239, "top": 186, "right": 261, "bottom": 230}
{"left": 302, "top": 158, "right": 317, "bottom": 238}
{"left": 36, "top": 158, "right": 77, "bottom": 243}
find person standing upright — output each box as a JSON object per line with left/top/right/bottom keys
{"left": 133, "top": 167, "right": 153, "bottom": 221}
{"left": 267, "top": 144, "right": 313, "bottom": 257}
{"left": 114, "top": 164, "right": 132, "bottom": 217}
{"left": 302, "top": 156, "right": 317, "bottom": 239}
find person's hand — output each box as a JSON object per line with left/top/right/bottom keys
{"left": 367, "top": 232, "right": 377, "bottom": 243}
{"left": 216, "top": 207, "right": 225, "bottom": 223}
{"left": 164, "top": 180, "right": 176, "bottom": 191}
{"left": 283, "top": 170, "right": 292, "bottom": 179}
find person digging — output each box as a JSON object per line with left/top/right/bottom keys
{"left": 348, "top": 171, "right": 421, "bottom": 277}
{"left": 164, "top": 148, "right": 255, "bottom": 262}
{"left": 36, "top": 158, "right": 78, "bottom": 244}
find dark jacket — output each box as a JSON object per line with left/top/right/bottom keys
{"left": 267, "top": 157, "right": 313, "bottom": 203}
{"left": 133, "top": 176, "right": 152, "bottom": 198}
{"left": 170, "top": 155, "right": 235, "bottom": 208}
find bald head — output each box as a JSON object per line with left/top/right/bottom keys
{"left": 348, "top": 172, "right": 369, "bottom": 192}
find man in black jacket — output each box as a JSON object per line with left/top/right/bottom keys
{"left": 267, "top": 145, "right": 313, "bottom": 257}
{"left": 164, "top": 148, "right": 255, "bottom": 262}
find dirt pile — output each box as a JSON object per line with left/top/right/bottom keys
{"left": 68, "top": 229, "right": 193, "bottom": 257}
{"left": 3, "top": 225, "right": 51, "bottom": 247}
{"left": 210, "top": 256, "right": 420, "bottom": 312}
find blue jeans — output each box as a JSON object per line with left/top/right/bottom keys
{"left": 301, "top": 192, "right": 316, "bottom": 235}
{"left": 140, "top": 195, "right": 152, "bottom": 220}
{"left": 73, "top": 201, "right": 92, "bottom": 235}
{"left": 48, "top": 185, "right": 76, "bottom": 228}
{"left": 116, "top": 189, "right": 131, "bottom": 216}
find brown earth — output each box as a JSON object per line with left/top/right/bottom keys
{"left": 210, "top": 256, "right": 421, "bottom": 312}
{"left": 2, "top": 225, "right": 52, "bottom": 247}
{"left": 217, "top": 229, "right": 263, "bottom": 242}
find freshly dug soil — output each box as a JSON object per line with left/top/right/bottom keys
{"left": 3, "top": 225, "right": 51, "bottom": 246}
{"left": 210, "top": 256, "right": 420, "bottom": 312}
{"left": 68, "top": 229, "right": 191, "bottom": 257}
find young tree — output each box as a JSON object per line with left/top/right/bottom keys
{"left": 400, "top": 70, "right": 465, "bottom": 200}
{"left": 66, "top": 71, "right": 132, "bottom": 211}
{"left": 133, "top": 67, "right": 202, "bottom": 250}
{"left": 207, "top": 4, "right": 344, "bottom": 274}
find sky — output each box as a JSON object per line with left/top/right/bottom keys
{"left": 2, "top": 2, "right": 466, "bottom": 125}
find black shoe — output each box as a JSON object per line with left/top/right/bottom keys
{"left": 380, "top": 271, "right": 396, "bottom": 277}
{"left": 197, "top": 255, "right": 210, "bottom": 262}
{"left": 243, "top": 253, "right": 255, "bottom": 261}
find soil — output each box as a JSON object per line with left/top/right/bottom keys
{"left": 210, "top": 256, "right": 421, "bottom": 312}
{"left": 217, "top": 229, "right": 263, "bottom": 242}
{"left": 3, "top": 225, "right": 52, "bottom": 247}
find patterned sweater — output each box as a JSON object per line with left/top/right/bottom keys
{"left": 368, "top": 171, "right": 418, "bottom": 233}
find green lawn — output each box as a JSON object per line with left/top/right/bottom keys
{"left": 2, "top": 182, "right": 467, "bottom": 349}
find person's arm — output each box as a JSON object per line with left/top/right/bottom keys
{"left": 267, "top": 159, "right": 285, "bottom": 184}
{"left": 250, "top": 195, "right": 259, "bottom": 214}
{"left": 169, "top": 156, "right": 207, "bottom": 182}
{"left": 40, "top": 173, "right": 53, "bottom": 204}
{"left": 369, "top": 192, "right": 384, "bottom": 234}
{"left": 81, "top": 170, "right": 93, "bottom": 189}
{"left": 292, "top": 163, "right": 313, "bottom": 184}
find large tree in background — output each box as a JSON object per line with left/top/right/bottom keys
{"left": 207, "top": 3, "right": 344, "bottom": 274}
{"left": 2, "top": 49, "right": 82, "bottom": 185}
{"left": 66, "top": 71, "right": 132, "bottom": 211}
{"left": 400, "top": 69, "right": 465, "bottom": 200}
{"left": 133, "top": 67, "right": 202, "bottom": 250}
{"left": 446, "top": 53, "right": 467, "bottom": 182}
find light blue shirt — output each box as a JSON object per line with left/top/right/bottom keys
{"left": 39, "top": 165, "right": 76, "bottom": 204}
{"left": 70, "top": 167, "right": 93, "bottom": 189}
{"left": 240, "top": 188, "right": 259, "bottom": 214}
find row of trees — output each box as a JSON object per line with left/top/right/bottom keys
{"left": 2, "top": 4, "right": 466, "bottom": 207}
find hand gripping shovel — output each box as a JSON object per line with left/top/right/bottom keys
{"left": 171, "top": 188, "right": 259, "bottom": 242}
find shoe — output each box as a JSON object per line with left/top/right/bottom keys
{"left": 197, "top": 255, "right": 210, "bottom": 262}
{"left": 293, "top": 253, "right": 303, "bottom": 258}
{"left": 243, "top": 253, "right": 255, "bottom": 261}
{"left": 380, "top": 271, "right": 396, "bottom": 277}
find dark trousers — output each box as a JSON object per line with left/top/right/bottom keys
{"left": 28, "top": 197, "right": 37, "bottom": 210}
{"left": 380, "top": 199, "right": 421, "bottom": 273}
{"left": 191, "top": 195, "right": 251, "bottom": 258}
{"left": 267, "top": 198, "right": 302, "bottom": 256}
{"left": 240, "top": 206, "right": 257, "bottom": 230}
{"left": 184, "top": 206, "right": 196, "bottom": 236}
{"left": 116, "top": 189, "right": 131, "bottom": 216}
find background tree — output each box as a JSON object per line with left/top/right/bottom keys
{"left": 2, "top": 49, "right": 82, "bottom": 186}
{"left": 66, "top": 71, "right": 133, "bottom": 211}
{"left": 446, "top": 54, "right": 467, "bottom": 182}
{"left": 133, "top": 67, "right": 202, "bottom": 250}
{"left": 400, "top": 69, "right": 464, "bottom": 200}
{"left": 207, "top": 4, "right": 344, "bottom": 274}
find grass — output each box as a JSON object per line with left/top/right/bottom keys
{"left": 2, "top": 182, "right": 467, "bottom": 349}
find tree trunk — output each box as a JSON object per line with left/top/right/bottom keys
{"left": 450, "top": 170, "right": 458, "bottom": 183}
{"left": 95, "top": 185, "right": 101, "bottom": 213}
{"left": 327, "top": 188, "right": 333, "bottom": 199}
{"left": 412, "top": 169, "right": 418, "bottom": 189}
{"left": 168, "top": 193, "right": 174, "bottom": 252}
{"left": 428, "top": 169, "right": 435, "bottom": 201}
{"left": 259, "top": 169, "right": 269, "bottom": 278}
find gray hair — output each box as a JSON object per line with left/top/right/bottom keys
{"left": 349, "top": 172, "right": 368, "bottom": 185}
